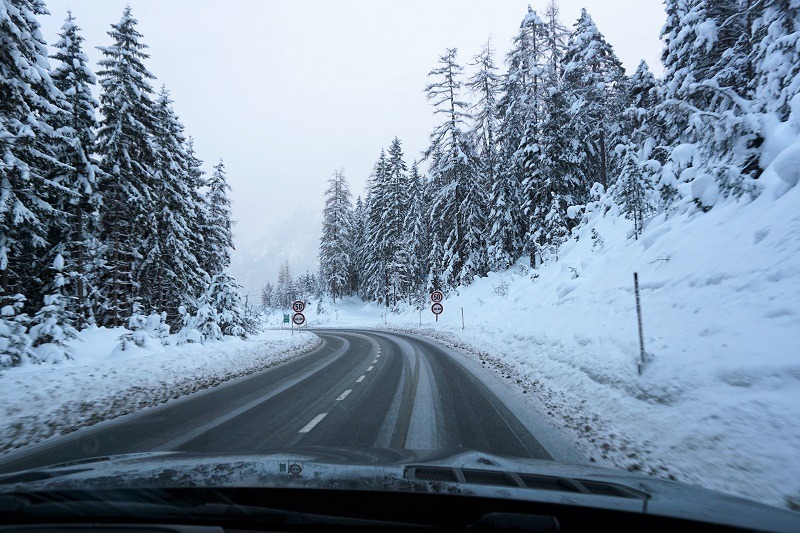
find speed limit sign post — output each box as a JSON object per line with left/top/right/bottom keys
{"left": 430, "top": 290, "right": 445, "bottom": 322}
{"left": 292, "top": 300, "right": 306, "bottom": 313}
{"left": 431, "top": 302, "right": 444, "bottom": 322}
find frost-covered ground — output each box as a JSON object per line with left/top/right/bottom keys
{"left": 0, "top": 329, "right": 319, "bottom": 455}
{"left": 295, "top": 171, "right": 800, "bottom": 509}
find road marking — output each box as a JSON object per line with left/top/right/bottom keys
{"left": 336, "top": 390, "right": 352, "bottom": 401}
{"left": 151, "top": 338, "right": 349, "bottom": 451}
{"left": 376, "top": 354, "right": 380, "bottom": 358}
{"left": 367, "top": 365, "right": 374, "bottom": 371}
{"left": 356, "top": 375, "right": 365, "bottom": 383}
{"left": 299, "top": 413, "right": 327, "bottom": 433}
{"left": 373, "top": 359, "right": 378, "bottom": 364}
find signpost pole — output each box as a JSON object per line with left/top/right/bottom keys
{"left": 634, "top": 272, "right": 645, "bottom": 375}
{"left": 461, "top": 307, "right": 464, "bottom": 330}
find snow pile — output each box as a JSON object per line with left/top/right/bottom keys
{"left": 312, "top": 168, "right": 799, "bottom": 508}
{"left": 0, "top": 328, "right": 319, "bottom": 455}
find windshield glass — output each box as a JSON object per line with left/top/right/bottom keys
{"left": 1, "top": 0, "right": 798, "bottom": 525}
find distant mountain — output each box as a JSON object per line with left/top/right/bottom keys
{"left": 229, "top": 205, "right": 322, "bottom": 301}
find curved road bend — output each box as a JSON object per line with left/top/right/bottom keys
{"left": 0, "top": 329, "right": 584, "bottom": 473}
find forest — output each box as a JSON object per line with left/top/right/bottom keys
{"left": 1, "top": 3, "right": 252, "bottom": 367}
{"left": 318, "top": 1, "right": 799, "bottom": 308}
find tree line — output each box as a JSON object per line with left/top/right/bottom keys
{"left": 1, "top": 2, "right": 249, "bottom": 367}
{"left": 319, "top": 0, "right": 799, "bottom": 308}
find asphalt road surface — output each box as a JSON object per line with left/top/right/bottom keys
{"left": 0, "top": 329, "right": 584, "bottom": 474}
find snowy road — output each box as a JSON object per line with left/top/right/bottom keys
{"left": 0, "top": 330, "right": 583, "bottom": 474}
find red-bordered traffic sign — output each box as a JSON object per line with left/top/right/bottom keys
{"left": 430, "top": 290, "right": 444, "bottom": 303}
{"left": 292, "top": 312, "right": 306, "bottom": 326}
{"left": 292, "top": 300, "right": 306, "bottom": 313}
{"left": 431, "top": 302, "right": 444, "bottom": 315}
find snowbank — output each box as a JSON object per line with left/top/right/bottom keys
{"left": 310, "top": 176, "right": 800, "bottom": 509}
{"left": 0, "top": 328, "right": 319, "bottom": 455}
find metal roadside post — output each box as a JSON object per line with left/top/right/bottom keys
{"left": 634, "top": 272, "right": 646, "bottom": 375}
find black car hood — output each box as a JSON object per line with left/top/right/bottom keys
{"left": 0, "top": 447, "right": 797, "bottom": 532}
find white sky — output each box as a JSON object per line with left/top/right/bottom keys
{"left": 38, "top": 0, "right": 667, "bottom": 295}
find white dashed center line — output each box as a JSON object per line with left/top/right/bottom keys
{"left": 373, "top": 359, "right": 378, "bottom": 364}
{"left": 367, "top": 365, "right": 374, "bottom": 371}
{"left": 356, "top": 375, "right": 365, "bottom": 383}
{"left": 298, "top": 413, "right": 327, "bottom": 433}
{"left": 336, "top": 390, "right": 352, "bottom": 401}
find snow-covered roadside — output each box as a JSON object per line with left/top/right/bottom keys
{"left": 296, "top": 175, "right": 800, "bottom": 510}
{"left": 0, "top": 329, "right": 319, "bottom": 455}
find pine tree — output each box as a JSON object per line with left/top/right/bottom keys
{"left": 424, "top": 49, "right": 487, "bottom": 288}
{"left": 531, "top": 82, "right": 582, "bottom": 260}
{"left": 94, "top": 6, "right": 160, "bottom": 326}
{"left": 362, "top": 149, "right": 391, "bottom": 304}
{"left": 468, "top": 39, "right": 516, "bottom": 271}
{"left": 275, "top": 259, "right": 295, "bottom": 308}
{"left": 562, "top": 8, "right": 627, "bottom": 192}
{"left": 139, "top": 87, "right": 206, "bottom": 325}
{"left": 0, "top": 295, "right": 34, "bottom": 367}
{"left": 614, "top": 61, "right": 662, "bottom": 238}
{"left": 184, "top": 137, "right": 211, "bottom": 302}
{"left": 513, "top": 8, "right": 554, "bottom": 268}
{"left": 207, "top": 271, "right": 247, "bottom": 338}
{"left": 205, "top": 160, "right": 234, "bottom": 278}
{"left": 260, "top": 281, "right": 275, "bottom": 310}
{"left": 319, "top": 168, "right": 353, "bottom": 302}
{"left": 348, "top": 196, "right": 366, "bottom": 295}
{"left": 49, "top": 11, "right": 101, "bottom": 329}
{"left": 754, "top": 0, "right": 800, "bottom": 122}
{"left": 0, "top": 0, "right": 67, "bottom": 313}
{"left": 403, "top": 162, "right": 430, "bottom": 298}
{"left": 29, "top": 254, "right": 78, "bottom": 361}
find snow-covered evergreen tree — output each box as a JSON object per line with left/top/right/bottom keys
{"left": 319, "top": 168, "right": 353, "bottom": 302}
{"left": 184, "top": 136, "right": 211, "bottom": 298}
{"left": 468, "top": 39, "right": 516, "bottom": 271}
{"left": 94, "top": 6, "right": 159, "bottom": 326}
{"left": 275, "top": 259, "right": 296, "bottom": 308}
{"left": 0, "top": 0, "right": 66, "bottom": 313}
{"left": 753, "top": 0, "right": 800, "bottom": 122}
{"left": 348, "top": 196, "right": 366, "bottom": 295}
{"left": 362, "top": 149, "right": 391, "bottom": 304}
{"left": 402, "top": 161, "right": 430, "bottom": 298}
{"left": 205, "top": 159, "right": 234, "bottom": 278}
{"left": 424, "top": 49, "right": 487, "bottom": 288}
{"left": 562, "top": 9, "right": 627, "bottom": 192}
{"left": 0, "top": 295, "right": 34, "bottom": 367}
{"left": 207, "top": 271, "right": 247, "bottom": 338}
{"left": 29, "top": 254, "right": 77, "bottom": 362}
{"left": 49, "top": 11, "right": 101, "bottom": 329}
{"left": 140, "top": 87, "right": 206, "bottom": 325}
{"left": 613, "top": 61, "right": 663, "bottom": 238}
{"left": 531, "top": 82, "right": 582, "bottom": 261}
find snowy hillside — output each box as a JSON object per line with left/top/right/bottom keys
{"left": 307, "top": 163, "right": 800, "bottom": 509}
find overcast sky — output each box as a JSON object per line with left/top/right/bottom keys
{"left": 38, "top": 0, "right": 667, "bottom": 295}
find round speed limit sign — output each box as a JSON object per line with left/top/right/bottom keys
{"left": 431, "top": 302, "right": 444, "bottom": 315}
{"left": 292, "top": 312, "right": 306, "bottom": 326}
{"left": 292, "top": 300, "right": 306, "bottom": 313}
{"left": 430, "top": 290, "right": 444, "bottom": 303}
